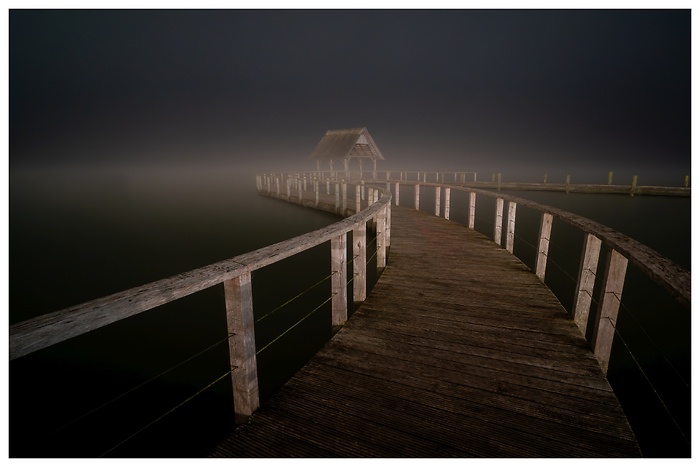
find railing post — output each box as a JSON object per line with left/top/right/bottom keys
{"left": 592, "top": 249, "right": 628, "bottom": 374}
{"left": 414, "top": 184, "right": 420, "bottom": 210}
{"left": 505, "top": 201, "right": 516, "bottom": 253}
{"left": 468, "top": 192, "right": 476, "bottom": 229}
{"left": 434, "top": 186, "right": 441, "bottom": 216}
{"left": 314, "top": 179, "right": 319, "bottom": 208}
{"left": 385, "top": 201, "right": 391, "bottom": 250}
{"left": 353, "top": 223, "right": 367, "bottom": 305}
{"left": 224, "top": 272, "right": 259, "bottom": 425}
{"left": 494, "top": 198, "right": 504, "bottom": 245}
{"left": 444, "top": 187, "right": 451, "bottom": 220}
{"left": 355, "top": 184, "right": 361, "bottom": 214}
{"left": 376, "top": 205, "right": 387, "bottom": 270}
{"left": 275, "top": 177, "right": 280, "bottom": 198}
{"left": 535, "top": 212, "right": 553, "bottom": 281}
{"left": 572, "top": 233, "right": 602, "bottom": 335}
{"left": 394, "top": 182, "right": 400, "bottom": 206}
{"left": 331, "top": 233, "right": 348, "bottom": 329}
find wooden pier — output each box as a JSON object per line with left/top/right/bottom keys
{"left": 210, "top": 204, "right": 641, "bottom": 457}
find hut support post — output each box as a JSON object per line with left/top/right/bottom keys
{"left": 342, "top": 182, "right": 347, "bottom": 214}
{"left": 505, "top": 201, "right": 517, "bottom": 253}
{"left": 592, "top": 249, "right": 628, "bottom": 374}
{"left": 414, "top": 184, "right": 420, "bottom": 210}
{"left": 224, "top": 273, "right": 259, "bottom": 425}
{"left": 535, "top": 213, "right": 553, "bottom": 281}
{"left": 331, "top": 233, "right": 348, "bottom": 329}
{"left": 494, "top": 198, "right": 504, "bottom": 245}
{"left": 395, "top": 182, "right": 400, "bottom": 206}
{"left": 572, "top": 233, "right": 602, "bottom": 335}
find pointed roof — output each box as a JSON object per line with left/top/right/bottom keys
{"left": 308, "top": 127, "right": 385, "bottom": 162}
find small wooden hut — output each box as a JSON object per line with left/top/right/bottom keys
{"left": 309, "top": 127, "right": 384, "bottom": 176}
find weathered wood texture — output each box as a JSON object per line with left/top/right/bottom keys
{"left": 210, "top": 206, "right": 640, "bottom": 457}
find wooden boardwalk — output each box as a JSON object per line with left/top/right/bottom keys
{"left": 210, "top": 205, "right": 640, "bottom": 457}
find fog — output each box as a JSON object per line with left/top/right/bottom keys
{"left": 9, "top": 10, "right": 690, "bottom": 183}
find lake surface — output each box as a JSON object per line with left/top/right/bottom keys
{"left": 8, "top": 167, "right": 691, "bottom": 457}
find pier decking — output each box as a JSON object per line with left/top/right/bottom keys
{"left": 210, "top": 205, "right": 640, "bottom": 457}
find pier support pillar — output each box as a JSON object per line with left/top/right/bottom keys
{"left": 535, "top": 213, "right": 553, "bottom": 281}
{"left": 505, "top": 201, "right": 517, "bottom": 253}
{"left": 331, "top": 233, "right": 348, "bottom": 329}
{"left": 592, "top": 249, "right": 628, "bottom": 374}
{"left": 572, "top": 233, "right": 602, "bottom": 336}
{"left": 353, "top": 223, "right": 367, "bottom": 305}
{"left": 376, "top": 206, "right": 387, "bottom": 270}
{"left": 224, "top": 273, "right": 260, "bottom": 425}
{"left": 435, "top": 186, "right": 441, "bottom": 216}
{"left": 468, "top": 192, "right": 476, "bottom": 229}
{"left": 444, "top": 187, "right": 451, "bottom": 220}
{"left": 494, "top": 198, "right": 504, "bottom": 245}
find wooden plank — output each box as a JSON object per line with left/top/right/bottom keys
{"left": 211, "top": 206, "right": 640, "bottom": 457}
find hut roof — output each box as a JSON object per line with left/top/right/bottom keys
{"left": 309, "top": 127, "right": 385, "bottom": 162}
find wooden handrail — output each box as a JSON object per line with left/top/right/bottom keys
{"left": 9, "top": 180, "right": 392, "bottom": 361}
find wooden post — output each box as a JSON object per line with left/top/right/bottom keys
{"left": 592, "top": 249, "right": 628, "bottom": 374}
{"left": 385, "top": 202, "right": 391, "bottom": 250}
{"left": 608, "top": 171, "right": 613, "bottom": 185}
{"left": 505, "top": 201, "right": 516, "bottom": 253}
{"left": 494, "top": 198, "right": 504, "bottom": 245}
{"left": 353, "top": 223, "right": 367, "bottom": 305}
{"left": 423, "top": 172, "right": 426, "bottom": 183}
{"left": 535, "top": 212, "right": 553, "bottom": 281}
{"left": 414, "top": 184, "right": 420, "bottom": 210}
{"left": 497, "top": 173, "right": 502, "bottom": 190}
{"left": 361, "top": 180, "right": 366, "bottom": 201}
{"left": 331, "top": 233, "right": 347, "bottom": 329}
{"left": 335, "top": 182, "right": 340, "bottom": 214}
{"left": 631, "top": 175, "right": 638, "bottom": 196}
{"left": 355, "top": 184, "right": 361, "bottom": 214}
{"left": 434, "top": 186, "right": 441, "bottom": 216}
{"left": 543, "top": 174, "right": 548, "bottom": 183}
{"left": 684, "top": 175, "right": 689, "bottom": 187}
{"left": 444, "top": 187, "right": 451, "bottom": 220}
{"left": 572, "top": 233, "right": 602, "bottom": 336}
{"left": 275, "top": 177, "right": 280, "bottom": 198}
{"left": 376, "top": 206, "right": 387, "bottom": 270}
{"left": 342, "top": 181, "right": 347, "bottom": 214}
{"left": 314, "top": 180, "right": 319, "bottom": 207}
{"left": 394, "top": 182, "right": 400, "bottom": 206}
{"left": 326, "top": 179, "right": 330, "bottom": 195}
{"left": 224, "top": 273, "right": 259, "bottom": 425}
{"left": 566, "top": 175, "right": 571, "bottom": 194}
{"left": 298, "top": 179, "right": 302, "bottom": 204}
{"left": 468, "top": 192, "right": 476, "bottom": 229}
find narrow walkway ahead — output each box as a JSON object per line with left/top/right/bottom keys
{"left": 210, "top": 205, "right": 640, "bottom": 457}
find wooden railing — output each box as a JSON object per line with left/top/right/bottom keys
{"left": 9, "top": 175, "right": 392, "bottom": 425}
{"left": 264, "top": 171, "right": 690, "bottom": 374}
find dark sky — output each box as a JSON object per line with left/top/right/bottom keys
{"left": 9, "top": 9, "right": 691, "bottom": 179}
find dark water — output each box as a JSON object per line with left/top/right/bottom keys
{"left": 9, "top": 169, "right": 691, "bottom": 457}
{"left": 9, "top": 166, "right": 353, "bottom": 457}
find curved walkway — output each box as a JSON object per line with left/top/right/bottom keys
{"left": 210, "top": 205, "right": 640, "bottom": 457}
